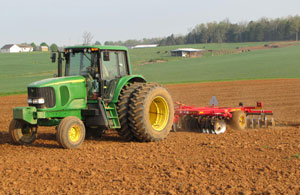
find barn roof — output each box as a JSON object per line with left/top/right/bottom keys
{"left": 132, "top": 44, "right": 158, "bottom": 49}
{"left": 18, "top": 44, "right": 33, "bottom": 48}
{"left": 1, "top": 44, "right": 15, "bottom": 50}
{"left": 171, "top": 48, "right": 205, "bottom": 52}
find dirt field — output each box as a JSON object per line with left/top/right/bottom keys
{"left": 0, "top": 79, "right": 300, "bottom": 194}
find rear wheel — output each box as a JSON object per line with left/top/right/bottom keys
{"left": 116, "top": 82, "right": 144, "bottom": 141}
{"left": 128, "top": 83, "right": 174, "bottom": 142}
{"left": 56, "top": 116, "right": 86, "bottom": 149}
{"left": 230, "top": 111, "right": 247, "bottom": 130}
{"left": 9, "top": 119, "right": 37, "bottom": 145}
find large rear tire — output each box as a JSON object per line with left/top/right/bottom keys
{"left": 116, "top": 82, "right": 144, "bottom": 141}
{"left": 9, "top": 119, "right": 37, "bottom": 145}
{"left": 128, "top": 83, "right": 174, "bottom": 142}
{"left": 56, "top": 116, "right": 86, "bottom": 149}
{"left": 229, "top": 111, "right": 247, "bottom": 130}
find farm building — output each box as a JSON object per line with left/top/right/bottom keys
{"left": 41, "top": 46, "right": 49, "bottom": 52}
{"left": 171, "top": 48, "right": 205, "bottom": 57}
{"left": 1, "top": 44, "right": 33, "bottom": 53}
{"left": 18, "top": 44, "right": 33, "bottom": 52}
{"left": 131, "top": 44, "right": 158, "bottom": 49}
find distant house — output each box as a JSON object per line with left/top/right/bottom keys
{"left": 171, "top": 48, "right": 205, "bottom": 57}
{"left": 1, "top": 44, "right": 33, "bottom": 53}
{"left": 41, "top": 46, "right": 49, "bottom": 52}
{"left": 131, "top": 44, "right": 158, "bottom": 49}
{"left": 1, "top": 44, "right": 21, "bottom": 53}
{"left": 18, "top": 44, "right": 33, "bottom": 52}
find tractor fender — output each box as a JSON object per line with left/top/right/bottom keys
{"left": 111, "top": 75, "right": 146, "bottom": 103}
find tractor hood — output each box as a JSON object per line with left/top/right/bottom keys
{"left": 27, "top": 76, "right": 87, "bottom": 111}
{"left": 28, "top": 76, "right": 85, "bottom": 88}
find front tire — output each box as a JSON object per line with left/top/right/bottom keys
{"left": 128, "top": 83, "right": 174, "bottom": 142}
{"left": 9, "top": 119, "right": 37, "bottom": 145}
{"left": 56, "top": 116, "right": 86, "bottom": 149}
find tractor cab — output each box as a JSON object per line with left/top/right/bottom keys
{"left": 62, "top": 46, "right": 130, "bottom": 101}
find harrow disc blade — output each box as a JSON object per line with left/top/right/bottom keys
{"left": 257, "top": 115, "right": 262, "bottom": 128}
{"left": 251, "top": 116, "right": 256, "bottom": 129}
{"left": 271, "top": 117, "right": 275, "bottom": 129}
{"left": 213, "top": 120, "right": 226, "bottom": 134}
{"left": 265, "top": 116, "right": 268, "bottom": 128}
{"left": 265, "top": 116, "right": 275, "bottom": 129}
{"left": 180, "top": 115, "right": 190, "bottom": 131}
{"left": 246, "top": 115, "right": 251, "bottom": 128}
{"left": 172, "top": 123, "right": 177, "bottom": 132}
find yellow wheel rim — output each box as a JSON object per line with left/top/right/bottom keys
{"left": 69, "top": 125, "right": 81, "bottom": 142}
{"left": 149, "top": 96, "right": 169, "bottom": 131}
{"left": 239, "top": 115, "right": 246, "bottom": 127}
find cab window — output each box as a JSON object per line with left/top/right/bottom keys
{"left": 117, "top": 51, "right": 128, "bottom": 76}
{"left": 101, "top": 51, "right": 118, "bottom": 80}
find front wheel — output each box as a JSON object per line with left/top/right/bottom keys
{"left": 9, "top": 119, "right": 37, "bottom": 145}
{"left": 56, "top": 116, "right": 86, "bottom": 149}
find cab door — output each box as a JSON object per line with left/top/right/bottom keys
{"left": 100, "top": 50, "right": 129, "bottom": 101}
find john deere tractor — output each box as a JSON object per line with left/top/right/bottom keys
{"left": 9, "top": 45, "right": 174, "bottom": 149}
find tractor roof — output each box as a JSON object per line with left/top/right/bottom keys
{"left": 64, "top": 45, "right": 128, "bottom": 51}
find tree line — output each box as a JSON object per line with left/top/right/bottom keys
{"left": 30, "top": 42, "right": 58, "bottom": 51}
{"left": 104, "top": 15, "right": 300, "bottom": 47}
{"left": 104, "top": 38, "right": 161, "bottom": 47}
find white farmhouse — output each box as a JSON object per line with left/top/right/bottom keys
{"left": 1, "top": 44, "right": 33, "bottom": 53}
{"left": 1, "top": 44, "right": 21, "bottom": 53}
{"left": 18, "top": 44, "right": 33, "bottom": 52}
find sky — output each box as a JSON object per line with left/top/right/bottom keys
{"left": 0, "top": 0, "right": 299, "bottom": 47}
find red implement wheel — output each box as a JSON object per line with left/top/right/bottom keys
{"left": 230, "top": 111, "right": 247, "bottom": 130}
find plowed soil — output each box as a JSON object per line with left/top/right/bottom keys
{"left": 1, "top": 79, "right": 300, "bottom": 194}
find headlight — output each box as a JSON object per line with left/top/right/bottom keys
{"left": 27, "top": 99, "right": 33, "bottom": 104}
{"left": 32, "top": 98, "right": 45, "bottom": 104}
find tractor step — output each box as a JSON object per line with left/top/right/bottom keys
{"left": 102, "top": 102, "right": 120, "bottom": 129}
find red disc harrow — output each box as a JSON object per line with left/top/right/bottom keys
{"left": 173, "top": 100, "right": 274, "bottom": 134}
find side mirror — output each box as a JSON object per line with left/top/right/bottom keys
{"left": 51, "top": 52, "right": 56, "bottom": 63}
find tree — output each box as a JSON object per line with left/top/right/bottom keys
{"left": 291, "top": 16, "right": 300, "bottom": 41}
{"left": 40, "top": 42, "right": 48, "bottom": 47}
{"left": 50, "top": 43, "right": 58, "bottom": 51}
{"left": 94, "top": 41, "right": 101, "bottom": 45}
{"left": 82, "top": 31, "right": 94, "bottom": 45}
{"left": 165, "top": 34, "right": 176, "bottom": 45}
{"left": 31, "top": 42, "right": 36, "bottom": 48}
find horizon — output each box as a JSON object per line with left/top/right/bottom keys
{"left": 1, "top": 0, "right": 299, "bottom": 47}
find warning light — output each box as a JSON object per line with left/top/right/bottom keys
{"left": 91, "top": 48, "right": 99, "bottom": 51}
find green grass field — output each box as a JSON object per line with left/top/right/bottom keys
{"left": 129, "top": 42, "right": 271, "bottom": 66}
{"left": 0, "top": 42, "right": 299, "bottom": 95}
{"left": 134, "top": 44, "right": 300, "bottom": 83}
{"left": 0, "top": 52, "right": 56, "bottom": 94}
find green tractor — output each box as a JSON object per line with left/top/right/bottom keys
{"left": 9, "top": 45, "right": 174, "bottom": 149}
